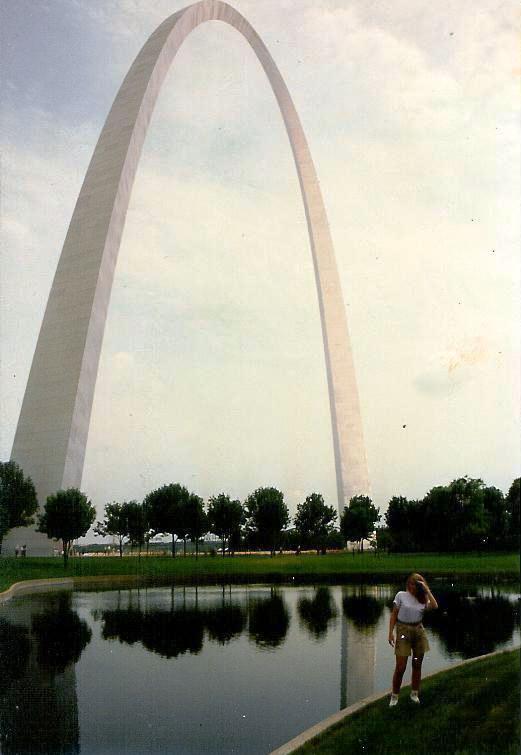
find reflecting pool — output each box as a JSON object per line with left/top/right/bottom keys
{"left": 1, "top": 581, "right": 519, "bottom": 754}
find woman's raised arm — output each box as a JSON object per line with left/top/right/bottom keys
{"left": 419, "top": 579, "right": 438, "bottom": 610}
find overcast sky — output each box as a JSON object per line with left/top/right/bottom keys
{"left": 1, "top": 0, "right": 519, "bottom": 532}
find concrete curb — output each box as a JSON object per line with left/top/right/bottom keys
{"left": 269, "top": 647, "right": 519, "bottom": 754}
{"left": 0, "top": 577, "right": 74, "bottom": 603}
{"left": 0, "top": 574, "right": 149, "bottom": 602}
{"left": 72, "top": 574, "right": 145, "bottom": 587}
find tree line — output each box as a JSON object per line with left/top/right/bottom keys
{"left": 95, "top": 486, "right": 345, "bottom": 559}
{"left": 0, "top": 460, "right": 379, "bottom": 563}
{"left": 380, "top": 477, "right": 520, "bottom": 552}
{"left": 1, "top": 460, "right": 519, "bottom": 565}
{"left": 94, "top": 489, "right": 384, "bottom": 559}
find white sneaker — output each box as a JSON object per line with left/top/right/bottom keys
{"left": 410, "top": 691, "right": 420, "bottom": 704}
{"left": 389, "top": 694, "right": 399, "bottom": 707}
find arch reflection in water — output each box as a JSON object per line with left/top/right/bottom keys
{"left": 0, "top": 618, "right": 31, "bottom": 684}
{"left": 0, "top": 593, "right": 90, "bottom": 755}
{"left": 340, "top": 586, "right": 385, "bottom": 709}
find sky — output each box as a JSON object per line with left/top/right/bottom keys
{"left": 1, "top": 0, "right": 519, "bottom": 535}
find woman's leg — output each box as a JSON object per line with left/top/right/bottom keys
{"left": 392, "top": 656, "right": 408, "bottom": 694}
{"left": 411, "top": 654, "right": 424, "bottom": 692}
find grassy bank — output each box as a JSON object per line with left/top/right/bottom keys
{"left": 296, "top": 648, "right": 520, "bottom": 754}
{"left": 0, "top": 551, "right": 518, "bottom": 593}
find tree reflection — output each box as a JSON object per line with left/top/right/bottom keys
{"left": 423, "top": 590, "right": 519, "bottom": 658}
{"left": 298, "top": 587, "right": 337, "bottom": 639}
{"left": 248, "top": 591, "right": 290, "bottom": 649}
{"left": 205, "top": 604, "right": 246, "bottom": 644}
{"left": 102, "top": 607, "right": 145, "bottom": 646}
{"left": 143, "top": 609, "right": 205, "bottom": 658}
{"left": 99, "top": 589, "right": 291, "bottom": 655}
{"left": 342, "top": 592, "right": 384, "bottom": 631}
{"left": 102, "top": 606, "right": 205, "bottom": 658}
{"left": 32, "top": 594, "right": 92, "bottom": 674}
{"left": 101, "top": 590, "right": 294, "bottom": 655}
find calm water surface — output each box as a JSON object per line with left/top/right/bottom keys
{"left": 1, "top": 581, "right": 519, "bottom": 754}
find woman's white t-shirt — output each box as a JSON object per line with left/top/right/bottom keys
{"left": 393, "top": 590, "right": 429, "bottom": 624}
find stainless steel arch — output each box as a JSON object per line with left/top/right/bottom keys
{"left": 6, "top": 0, "right": 369, "bottom": 555}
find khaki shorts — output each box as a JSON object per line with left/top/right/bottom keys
{"left": 394, "top": 622, "right": 430, "bottom": 657}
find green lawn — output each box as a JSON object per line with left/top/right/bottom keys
{"left": 0, "top": 551, "right": 518, "bottom": 593}
{"left": 296, "top": 648, "right": 520, "bottom": 755}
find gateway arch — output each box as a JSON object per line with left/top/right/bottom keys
{"left": 5, "top": 0, "right": 369, "bottom": 555}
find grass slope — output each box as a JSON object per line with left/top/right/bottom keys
{"left": 0, "top": 551, "right": 518, "bottom": 593}
{"left": 296, "top": 649, "right": 520, "bottom": 755}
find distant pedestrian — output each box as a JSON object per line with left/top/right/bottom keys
{"left": 388, "top": 573, "right": 438, "bottom": 706}
{"left": 21, "top": 544, "right": 27, "bottom": 558}
{"left": 15, "top": 545, "right": 20, "bottom": 558}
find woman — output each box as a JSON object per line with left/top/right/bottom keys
{"left": 388, "top": 572, "right": 438, "bottom": 706}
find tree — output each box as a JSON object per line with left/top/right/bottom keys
{"left": 184, "top": 494, "right": 207, "bottom": 559}
{"left": 506, "top": 478, "right": 520, "bottom": 548}
{"left": 421, "top": 485, "right": 453, "bottom": 551}
{"left": 244, "top": 487, "right": 289, "bottom": 555}
{"left": 0, "top": 461, "right": 38, "bottom": 554}
{"left": 294, "top": 493, "right": 337, "bottom": 553}
{"left": 325, "top": 529, "right": 345, "bottom": 550}
{"left": 340, "top": 495, "right": 380, "bottom": 552}
{"left": 94, "top": 502, "right": 130, "bottom": 557}
{"left": 482, "top": 486, "right": 508, "bottom": 549}
{"left": 143, "top": 483, "right": 189, "bottom": 557}
{"left": 449, "top": 478, "right": 487, "bottom": 550}
{"left": 125, "top": 501, "right": 147, "bottom": 556}
{"left": 375, "top": 526, "right": 393, "bottom": 553}
{"left": 37, "top": 488, "right": 96, "bottom": 567}
{"left": 174, "top": 497, "right": 191, "bottom": 557}
{"left": 422, "top": 478, "right": 487, "bottom": 552}
{"left": 385, "top": 496, "right": 422, "bottom": 552}
{"left": 228, "top": 525, "right": 243, "bottom": 554}
{"left": 208, "top": 494, "right": 244, "bottom": 557}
